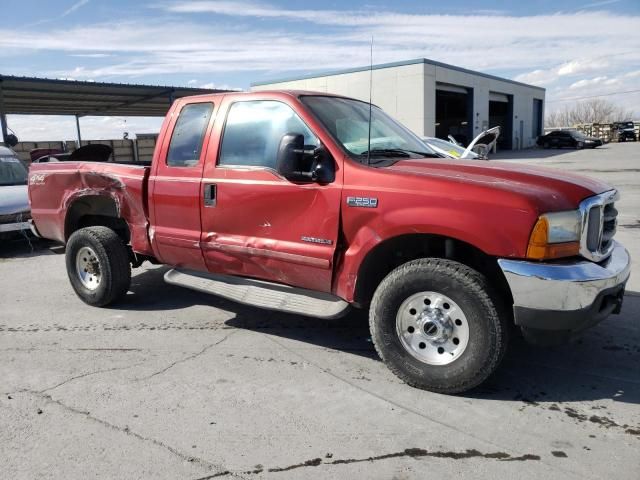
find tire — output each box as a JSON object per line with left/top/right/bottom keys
{"left": 542, "top": 141, "right": 550, "bottom": 149}
{"left": 65, "top": 226, "right": 131, "bottom": 306}
{"left": 576, "top": 141, "right": 584, "bottom": 149}
{"left": 369, "top": 258, "right": 509, "bottom": 394}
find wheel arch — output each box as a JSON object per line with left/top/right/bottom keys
{"left": 350, "top": 233, "right": 513, "bottom": 309}
{"left": 64, "top": 194, "right": 130, "bottom": 244}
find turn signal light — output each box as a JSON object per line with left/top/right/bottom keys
{"left": 526, "top": 217, "right": 580, "bottom": 260}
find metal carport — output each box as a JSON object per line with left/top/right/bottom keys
{"left": 0, "top": 75, "right": 229, "bottom": 143}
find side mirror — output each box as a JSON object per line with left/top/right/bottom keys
{"left": 276, "top": 133, "right": 305, "bottom": 179}
{"left": 276, "top": 133, "right": 335, "bottom": 184}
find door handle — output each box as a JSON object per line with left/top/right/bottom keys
{"left": 204, "top": 184, "right": 216, "bottom": 207}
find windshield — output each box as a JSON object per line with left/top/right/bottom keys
{"left": 300, "top": 96, "right": 438, "bottom": 161}
{"left": 571, "top": 131, "right": 587, "bottom": 139}
{"left": 0, "top": 156, "right": 28, "bottom": 186}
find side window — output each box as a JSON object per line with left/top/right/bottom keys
{"left": 167, "top": 103, "right": 213, "bottom": 167}
{"left": 219, "top": 100, "right": 318, "bottom": 168}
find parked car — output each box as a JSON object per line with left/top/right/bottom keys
{"left": 32, "top": 152, "right": 71, "bottom": 163}
{"left": 28, "top": 91, "right": 630, "bottom": 394}
{"left": 30, "top": 148, "right": 65, "bottom": 163}
{"left": 537, "top": 130, "right": 603, "bottom": 149}
{"left": 612, "top": 121, "right": 637, "bottom": 142}
{"left": 33, "top": 144, "right": 114, "bottom": 163}
{"left": 423, "top": 126, "right": 501, "bottom": 160}
{"left": 0, "top": 146, "right": 31, "bottom": 237}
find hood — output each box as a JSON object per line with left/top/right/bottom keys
{"left": 0, "top": 185, "right": 29, "bottom": 215}
{"left": 386, "top": 159, "right": 612, "bottom": 212}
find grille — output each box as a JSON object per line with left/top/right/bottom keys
{"left": 0, "top": 211, "right": 31, "bottom": 224}
{"left": 580, "top": 191, "right": 618, "bottom": 262}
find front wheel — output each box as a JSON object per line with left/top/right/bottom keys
{"left": 65, "top": 226, "right": 131, "bottom": 306}
{"left": 576, "top": 141, "right": 584, "bottom": 149}
{"left": 369, "top": 259, "right": 509, "bottom": 394}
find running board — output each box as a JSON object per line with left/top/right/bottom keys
{"left": 164, "top": 269, "right": 350, "bottom": 319}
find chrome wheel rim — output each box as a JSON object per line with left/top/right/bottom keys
{"left": 76, "top": 246, "right": 101, "bottom": 290}
{"left": 396, "top": 291, "right": 469, "bottom": 365}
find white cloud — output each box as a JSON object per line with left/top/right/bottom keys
{"left": 62, "top": 0, "right": 90, "bottom": 18}
{"left": 579, "top": 0, "right": 621, "bottom": 8}
{"left": 569, "top": 76, "right": 608, "bottom": 89}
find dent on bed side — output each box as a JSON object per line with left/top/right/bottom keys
{"left": 61, "top": 170, "right": 150, "bottom": 253}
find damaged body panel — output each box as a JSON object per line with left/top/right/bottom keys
{"left": 28, "top": 162, "right": 152, "bottom": 255}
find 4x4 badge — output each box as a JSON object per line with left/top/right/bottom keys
{"left": 346, "top": 196, "right": 378, "bottom": 208}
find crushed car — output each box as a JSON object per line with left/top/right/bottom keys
{"left": 423, "top": 126, "right": 501, "bottom": 160}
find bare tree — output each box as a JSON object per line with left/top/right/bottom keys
{"left": 545, "top": 98, "right": 634, "bottom": 127}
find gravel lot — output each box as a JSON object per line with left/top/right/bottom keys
{"left": 1, "top": 142, "right": 638, "bottom": 480}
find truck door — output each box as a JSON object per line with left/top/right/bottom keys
{"left": 149, "top": 100, "right": 218, "bottom": 270}
{"left": 199, "top": 97, "right": 342, "bottom": 293}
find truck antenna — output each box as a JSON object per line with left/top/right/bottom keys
{"left": 367, "top": 36, "right": 373, "bottom": 166}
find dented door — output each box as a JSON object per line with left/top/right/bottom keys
{"left": 199, "top": 95, "right": 342, "bottom": 292}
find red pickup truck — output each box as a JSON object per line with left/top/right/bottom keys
{"left": 28, "top": 91, "right": 631, "bottom": 394}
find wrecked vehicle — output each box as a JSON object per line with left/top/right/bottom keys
{"left": 0, "top": 146, "right": 31, "bottom": 237}
{"left": 422, "top": 126, "right": 501, "bottom": 160}
{"left": 28, "top": 91, "right": 631, "bottom": 394}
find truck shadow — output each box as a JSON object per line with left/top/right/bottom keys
{"left": 0, "top": 236, "right": 57, "bottom": 259}
{"left": 119, "top": 266, "right": 640, "bottom": 405}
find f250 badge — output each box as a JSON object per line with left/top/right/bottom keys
{"left": 346, "top": 196, "right": 378, "bottom": 208}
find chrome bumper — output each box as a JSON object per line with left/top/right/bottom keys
{"left": 0, "top": 221, "right": 31, "bottom": 233}
{"left": 498, "top": 241, "right": 630, "bottom": 313}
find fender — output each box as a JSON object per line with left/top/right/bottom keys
{"left": 333, "top": 205, "right": 531, "bottom": 302}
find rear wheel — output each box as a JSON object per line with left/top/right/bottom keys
{"left": 65, "top": 226, "right": 131, "bottom": 306}
{"left": 369, "top": 258, "right": 509, "bottom": 394}
{"left": 542, "top": 141, "right": 550, "bottom": 149}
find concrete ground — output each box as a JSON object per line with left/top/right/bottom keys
{"left": 1, "top": 142, "right": 638, "bottom": 480}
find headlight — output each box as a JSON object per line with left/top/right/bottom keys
{"left": 527, "top": 210, "right": 581, "bottom": 260}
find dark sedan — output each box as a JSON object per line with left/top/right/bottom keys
{"left": 537, "top": 130, "right": 603, "bottom": 149}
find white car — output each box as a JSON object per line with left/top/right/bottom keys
{"left": 0, "top": 146, "right": 31, "bottom": 237}
{"left": 423, "top": 126, "right": 501, "bottom": 160}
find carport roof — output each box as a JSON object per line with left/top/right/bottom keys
{"left": 0, "top": 75, "right": 229, "bottom": 117}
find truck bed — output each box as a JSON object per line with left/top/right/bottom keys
{"left": 29, "top": 161, "right": 152, "bottom": 254}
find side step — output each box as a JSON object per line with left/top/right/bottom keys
{"left": 164, "top": 269, "right": 350, "bottom": 319}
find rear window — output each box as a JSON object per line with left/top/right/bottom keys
{"left": 166, "top": 103, "right": 214, "bottom": 167}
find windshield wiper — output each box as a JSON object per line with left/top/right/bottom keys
{"left": 359, "top": 148, "right": 439, "bottom": 158}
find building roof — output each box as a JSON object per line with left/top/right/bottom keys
{"left": 0, "top": 75, "right": 230, "bottom": 117}
{"left": 251, "top": 58, "right": 545, "bottom": 92}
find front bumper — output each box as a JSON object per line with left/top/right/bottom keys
{"left": 0, "top": 221, "right": 31, "bottom": 233}
{"left": 498, "top": 242, "right": 631, "bottom": 343}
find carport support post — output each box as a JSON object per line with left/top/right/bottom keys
{"left": 0, "top": 81, "right": 8, "bottom": 144}
{"left": 75, "top": 115, "right": 82, "bottom": 146}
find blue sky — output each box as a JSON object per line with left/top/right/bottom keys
{"left": 1, "top": 0, "right": 639, "bottom": 140}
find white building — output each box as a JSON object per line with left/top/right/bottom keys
{"left": 252, "top": 58, "right": 545, "bottom": 150}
